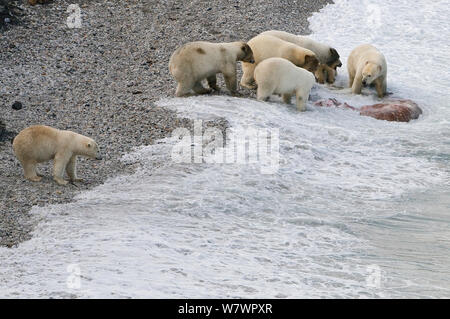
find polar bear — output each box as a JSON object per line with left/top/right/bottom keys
{"left": 260, "top": 30, "right": 342, "bottom": 84}
{"left": 240, "top": 35, "right": 319, "bottom": 89}
{"left": 260, "top": 30, "right": 341, "bottom": 67}
{"left": 347, "top": 44, "right": 387, "bottom": 97}
{"left": 12, "top": 125, "right": 102, "bottom": 185}
{"left": 254, "top": 57, "right": 316, "bottom": 112}
{"left": 169, "top": 41, "right": 254, "bottom": 97}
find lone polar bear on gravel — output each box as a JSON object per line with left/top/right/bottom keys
{"left": 240, "top": 34, "right": 319, "bottom": 89}
{"left": 254, "top": 57, "right": 316, "bottom": 112}
{"left": 169, "top": 41, "right": 254, "bottom": 97}
{"left": 13, "top": 125, "right": 102, "bottom": 185}
{"left": 347, "top": 44, "right": 387, "bottom": 97}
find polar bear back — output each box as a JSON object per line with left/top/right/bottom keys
{"left": 260, "top": 30, "right": 331, "bottom": 63}
{"left": 169, "top": 41, "right": 239, "bottom": 80}
{"left": 248, "top": 34, "right": 315, "bottom": 66}
{"left": 255, "top": 57, "right": 315, "bottom": 93}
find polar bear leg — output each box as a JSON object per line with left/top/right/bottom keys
{"left": 23, "top": 161, "right": 42, "bottom": 182}
{"left": 348, "top": 70, "right": 355, "bottom": 88}
{"left": 282, "top": 93, "right": 292, "bottom": 104}
{"left": 326, "top": 67, "right": 336, "bottom": 84}
{"left": 351, "top": 68, "right": 363, "bottom": 94}
{"left": 223, "top": 69, "right": 238, "bottom": 95}
{"left": 66, "top": 155, "right": 82, "bottom": 182}
{"left": 193, "top": 81, "right": 212, "bottom": 95}
{"left": 53, "top": 152, "right": 71, "bottom": 185}
{"left": 315, "top": 65, "right": 326, "bottom": 84}
{"left": 240, "top": 62, "right": 257, "bottom": 89}
{"left": 207, "top": 75, "right": 220, "bottom": 91}
{"left": 256, "top": 83, "right": 273, "bottom": 101}
{"left": 175, "top": 82, "right": 194, "bottom": 97}
{"left": 375, "top": 77, "right": 386, "bottom": 98}
{"left": 295, "top": 89, "right": 308, "bottom": 112}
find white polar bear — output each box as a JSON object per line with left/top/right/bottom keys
{"left": 347, "top": 44, "right": 387, "bottom": 97}
{"left": 254, "top": 57, "right": 316, "bottom": 112}
{"left": 12, "top": 125, "right": 102, "bottom": 185}
{"left": 169, "top": 41, "right": 254, "bottom": 97}
{"left": 240, "top": 34, "right": 319, "bottom": 89}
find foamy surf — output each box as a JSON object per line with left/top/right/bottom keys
{"left": 1, "top": 0, "right": 449, "bottom": 298}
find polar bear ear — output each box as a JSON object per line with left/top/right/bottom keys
{"left": 241, "top": 44, "right": 250, "bottom": 54}
{"left": 329, "top": 48, "right": 340, "bottom": 59}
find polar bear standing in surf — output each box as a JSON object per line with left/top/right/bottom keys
{"left": 347, "top": 44, "right": 387, "bottom": 97}
{"left": 254, "top": 57, "right": 315, "bottom": 112}
{"left": 12, "top": 125, "right": 102, "bottom": 185}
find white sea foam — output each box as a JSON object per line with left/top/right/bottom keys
{"left": 1, "top": 0, "right": 449, "bottom": 298}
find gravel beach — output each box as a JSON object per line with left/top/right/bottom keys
{"left": 0, "top": 0, "right": 332, "bottom": 247}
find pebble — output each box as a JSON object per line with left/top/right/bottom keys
{"left": 12, "top": 101, "right": 22, "bottom": 110}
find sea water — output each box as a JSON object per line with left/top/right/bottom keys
{"left": 1, "top": 0, "right": 449, "bottom": 298}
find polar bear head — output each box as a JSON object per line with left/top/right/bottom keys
{"left": 326, "top": 48, "right": 342, "bottom": 70}
{"left": 302, "top": 54, "right": 319, "bottom": 73}
{"left": 237, "top": 42, "right": 255, "bottom": 63}
{"left": 76, "top": 135, "right": 102, "bottom": 160}
{"left": 362, "top": 61, "right": 382, "bottom": 85}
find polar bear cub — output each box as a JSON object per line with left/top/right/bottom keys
{"left": 241, "top": 35, "right": 319, "bottom": 89}
{"left": 169, "top": 41, "right": 254, "bottom": 97}
{"left": 12, "top": 125, "right": 102, "bottom": 185}
{"left": 254, "top": 57, "right": 316, "bottom": 112}
{"left": 347, "top": 44, "right": 387, "bottom": 97}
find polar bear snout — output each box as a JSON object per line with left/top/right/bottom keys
{"left": 92, "top": 145, "right": 102, "bottom": 160}
{"left": 245, "top": 56, "right": 255, "bottom": 64}
{"left": 362, "top": 74, "right": 374, "bottom": 86}
{"left": 84, "top": 140, "right": 102, "bottom": 160}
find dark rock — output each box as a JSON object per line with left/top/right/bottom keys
{"left": 0, "top": 119, "right": 15, "bottom": 143}
{"left": 0, "top": 0, "right": 21, "bottom": 29}
{"left": 12, "top": 101, "right": 22, "bottom": 110}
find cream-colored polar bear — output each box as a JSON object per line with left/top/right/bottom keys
{"left": 240, "top": 35, "right": 319, "bottom": 89}
{"left": 347, "top": 44, "right": 387, "bottom": 97}
{"left": 169, "top": 41, "right": 254, "bottom": 97}
{"left": 260, "top": 30, "right": 341, "bottom": 67}
{"left": 12, "top": 125, "right": 102, "bottom": 185}
{"left": 254, "top": 57, "right": 316, "bottom": 112}
{"left": 260, "top": 30, "right": 342, "bottom": 84}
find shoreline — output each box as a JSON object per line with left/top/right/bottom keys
{"left": 0, "top": 0, "right": 332, "bottom": 247}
